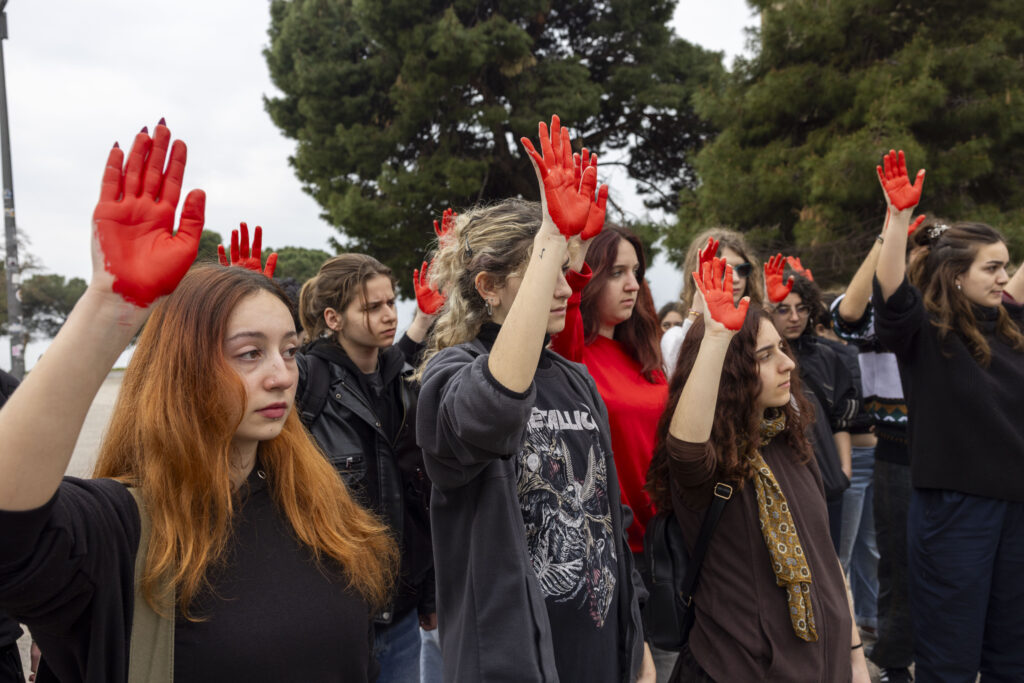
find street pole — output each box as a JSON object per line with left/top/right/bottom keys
{"left": 0, "top": 0, "right": 25, "bottom": 379}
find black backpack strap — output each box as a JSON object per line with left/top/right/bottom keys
{"left": 678, "top": 481, "right": 734, "bottom": 607}
{"left": 298, "top": 353, "right": 331, "bottom": 425}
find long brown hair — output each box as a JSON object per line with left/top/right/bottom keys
{"left": 646, "top": 308, "right": 813, "bottom": 511}
{"left": 94, "top": 265, "right": 398, "bottom": 618}
{"left": 580, "top": 226, "right": 663, "bottom": 382}
{"left": 908, "top": 221, "right": 1024, "bottom": 366}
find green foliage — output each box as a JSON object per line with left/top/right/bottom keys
{"left": 264, "top": 0, "right": 723, "bottom": 288}
{"left": 673, "top": 0, "right": 1024, "bottom": 286}
{"left": 19, "top": 274, "right": 88, "bottom": 339}
{"left": 195, "top": 229, "right": 224, "bottom": 264}
{"left": 264, "top": 245, "right": 332, "bottom": 283}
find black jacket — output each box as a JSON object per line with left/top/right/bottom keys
{"left": 790, "top": 335, "right": 861, "bottom": 433}
{"left": 297, "top": 339, "right": 434, "bottom": 621}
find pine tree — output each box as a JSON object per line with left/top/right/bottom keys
{"left": 673, "top": 0, "right": 1024, "bottom": 283}
{"left": 264, "top": 0, "right": 721, "bottom": 285}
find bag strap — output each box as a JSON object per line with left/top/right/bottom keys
{"left": 126, "top": 487, "right": 174, "bottom": 683}
{"left": 678, "top": 482, "right": 733, "bottom": 608}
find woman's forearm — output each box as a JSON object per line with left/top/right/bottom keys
{"left": 489, "top": 232, "right": 567, "bottom": 393}
{"left": 667, "top": 333, "right": 732, "bottom": 443}
{"left": 0, "top": 287, "right": 145, "bottom": 510}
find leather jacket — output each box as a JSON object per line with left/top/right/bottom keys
{"left": 297, "top": 339, "right": 434, "bottom": 623}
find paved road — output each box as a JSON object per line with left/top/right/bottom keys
{"left": 15, "top": 370, "right": 124, "bottom": 675}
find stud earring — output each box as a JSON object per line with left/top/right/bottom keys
{"left": 956, "top": 282, "right": 962, "bottom": 291}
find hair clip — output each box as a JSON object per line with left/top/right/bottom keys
{"left": 928, "top": 224, "right": 950, "bottom": 240}
{"left": 464, "top": 237, "right": 473, "bottom": 258}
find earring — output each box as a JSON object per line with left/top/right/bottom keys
{"left": 485, "top": 299, "right": 493, "bottom": 316}
{"left": 956, "top": 282, "right": 962, "bottom": 291}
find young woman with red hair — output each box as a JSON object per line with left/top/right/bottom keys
{"left": 646, "top": 258, "right": 869, "bottom": 682}
{"left": 0, "top": 122, "right": 396, "bottom": 682}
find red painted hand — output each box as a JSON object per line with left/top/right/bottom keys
{"left": 91, "top": 123, "right": 204, "bottom": 307}
{"left": 433, "top": 207, "right": 457, "bottom": 246}
{"left": 764, "top": 253, "right": 794, "bottom": 303}
{"left": 908, "top": 214, "right": 926, "bottom": 236}
{"left": 785, "top": 255, "right": 813, "bottom": 282}
{"left": 698, "top": 236, "right": 719, "bottom": 275}
{"left": 521, "top": 115, "right": 595, "bottom": 238}
{"left": 876, "top": 149, "right": 925, "bottom": 211}
{"left": 218, "top": 222, "right": 277, "bottom": 278}
{"left": 413, "top": 260, "right": 445, "bottom": 315}
{"left": 693, "top": 257, "right": 749, "bottom": 332}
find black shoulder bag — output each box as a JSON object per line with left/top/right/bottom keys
{"left": 641, "top": 481, "right": 733, "bottom": 652}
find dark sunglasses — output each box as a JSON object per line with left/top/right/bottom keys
{"left": 733, "top": 262, "right": 753, "bottom": 278}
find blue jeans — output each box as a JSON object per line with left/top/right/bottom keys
{"left": 909, "top": 489, "right": 1024, "bottom": 682}
{"left": 419, "top": 628, "right": 443, "bottom": 683}
{"left": 839, "top": 445, "right": 879, "bottom": 629}
{"left": 374, "top": 609, "right": 421, "bottom": 683}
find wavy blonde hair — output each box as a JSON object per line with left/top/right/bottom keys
{"left": 416, "top": 199, "right": 542, "bottom": 378}
{"left": 94, "top": 265, "right": 398, "bottom": 619}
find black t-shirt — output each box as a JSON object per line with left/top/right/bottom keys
{"left": 513, "top": 363, "right": 620, "bottom": 682}
{"left": 174, "top": 466, "right": 377, "bottom": 683}
{"left": 0, "top": 371, "right": 23, "bottom": 648}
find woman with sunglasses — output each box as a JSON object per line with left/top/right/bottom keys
{"left": 661, "top": 229, "right": 764, "bottom": 377}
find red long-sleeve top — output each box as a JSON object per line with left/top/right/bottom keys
{"left": 550, "top": 266, "right": 668, "bottom": 553}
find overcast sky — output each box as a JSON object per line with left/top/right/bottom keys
{"left": 0, "top": 1, "right": 757, "bottom": 368}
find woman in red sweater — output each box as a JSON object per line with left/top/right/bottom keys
{"left": 550, "top": 224, "right": 667, "bottom": 553}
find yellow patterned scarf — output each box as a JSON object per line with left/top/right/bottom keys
{"left": 744, "top": 410, "right": 818, "bottom": 642}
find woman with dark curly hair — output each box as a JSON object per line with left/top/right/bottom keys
{"left": 646, "top": 257, "right": 868, "bottom": 682}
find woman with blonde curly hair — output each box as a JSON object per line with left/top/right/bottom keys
{"left": 416, "top": 116, "right": 653, "bottom": 682}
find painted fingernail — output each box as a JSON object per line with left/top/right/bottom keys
{"left": 140, "top": 126, "right": 148, "bottom": 134}
{"left": 158, "top": 117, "right": 166, "bottom": 126}
{"left": 113, "top": 141, "right": 120, "bottom": 149}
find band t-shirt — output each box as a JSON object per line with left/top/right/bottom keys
{"left": 513, "top": 360, "right": 620, "bottom": 682}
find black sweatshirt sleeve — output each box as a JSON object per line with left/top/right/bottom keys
{"left": 872, "top": 275, "right": 924, "bottom": 358}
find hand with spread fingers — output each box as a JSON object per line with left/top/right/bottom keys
{"left": 413, "top": 259, "right": 445, "bottom": 315}
{"left": 434, "top": 207, "right": 458, "bottom": 247}
{"left": 521, "top": 115, "right": 597, "bottom": 239}
{"left": 91, "top": 121, "right": 205, "bottom": 307}
{"left": 876, "top": 149, "right": 925, "bottom": 212}
{"left": 218, "top": 222, "right": 277, "bottom": 278}
{"left": 764, "top": 253, "right": 794, "bottom": 303}
{"left": 693, "top": 257, "right": 749, "bottom": 332}
{"left": 785, "top": 256, "right": 813, "bottom": 282}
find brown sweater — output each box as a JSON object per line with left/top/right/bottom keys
{"left": 666, "top": 435, "right": 852, "bottom": 682}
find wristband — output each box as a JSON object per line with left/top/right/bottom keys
{"left": 851, "top": 642, "right": 863, "bottom": 650}
{"left": 687, "top": 310, "right": 701, "bottom": 321}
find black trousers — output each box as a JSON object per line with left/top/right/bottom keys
{"left": 0, "top": 642, "right": 24, "bottom": 683}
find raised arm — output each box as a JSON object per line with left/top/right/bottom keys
{"left": 838, "top": 209, "right": 926, "bottom": 323}
{"left": 668, "top": 258, "right": 750, "bottom": 443}
{"left": 0, "top": 122, "right": 203, "bottom": 510}
{"left": 218, "top": 222, "right": 277, "bottom": 277}
{"left": 875, "top": 149, "right": 926, "bottom": 300}
{"left": 488, "top": 116, "right": 599, "bottom": 392}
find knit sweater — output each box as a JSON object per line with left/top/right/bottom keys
{"left": 550, "top": 266, "right": 668, "bottom": 552}
{"left": 872, "top": 276, "right": 1024, "bottom": 500}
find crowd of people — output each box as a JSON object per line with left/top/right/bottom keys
{"left": 0, "top": 116, "right": 1021, "bottom": 683}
